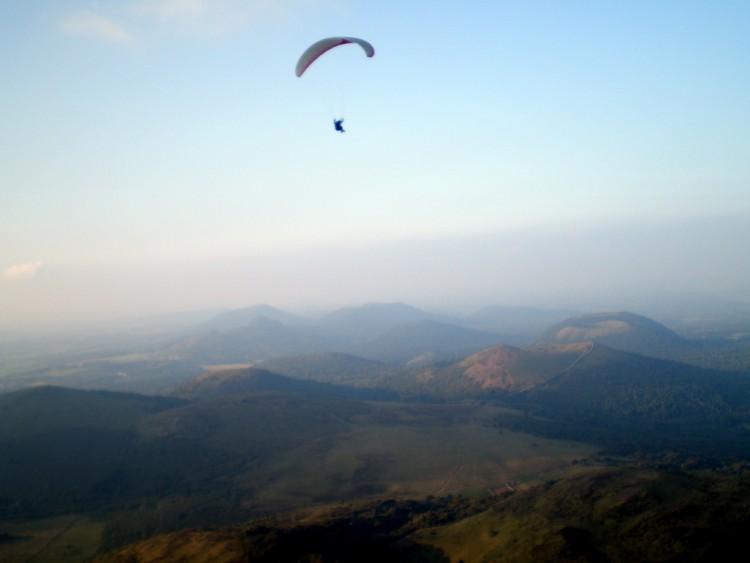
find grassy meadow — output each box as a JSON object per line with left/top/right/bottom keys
{"left": 0, "top": 398, "right": 600, "bottom": 559}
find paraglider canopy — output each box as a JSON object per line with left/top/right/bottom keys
{"left": 295, "top": 37, "right": 375, "bottom": 77}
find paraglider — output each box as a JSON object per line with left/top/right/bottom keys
{"left": 295, "top": 37, "right": 375, "bottom": 78}
{"left": 296, "top": 37, "right": 374, "bottom": 132}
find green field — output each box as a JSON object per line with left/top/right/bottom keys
{"left": 0, "top": 515, "right": 105, "bottom": 563}
{"left": 0, "top": 395, "right": 600, "bottom": 558}
{"left": 237, "top": 402, "right": 598, "bottom": 510}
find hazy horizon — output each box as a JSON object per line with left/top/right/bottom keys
{"left": 3, "top": 214, "right": 748, "bottom": 331}
{"left": 3, "top": 1, "right": 748, "bottom": 330}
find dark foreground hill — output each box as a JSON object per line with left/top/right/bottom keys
{"left": 0, "top": 383, "right": 595, "bottom": 558}
{"left": 94, "top": 466, "right": 750, "bottom": 563}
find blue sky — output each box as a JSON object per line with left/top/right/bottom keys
{"left": 2, "top": 1, "right": 749, "bottom": 327}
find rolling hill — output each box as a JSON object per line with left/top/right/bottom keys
{"left": 190, "top": 304, "right": 302, "bottom": 333}
{"left": 153, "top": 314, "right": 506, "bottom": 368}
{"left": 410, "top": 466, "right": 750, "bottom": 562}
{"left": 502, "top": 344, "right": 750, "bottom": 460}
{"left": 464, "top": 305, "right": 581, "bottom": 345}
{"left": 319, "top": 302, "right": 445, "bottom": 339}
{"left": 341, "top": 319, "right": 503, "bottom": 364}
{"left": 0, "top": 381, "right": 594, "bottom": 555}
{"left": 256, "top": 351, "right": 391, "bottom": 383}
{"left": 4, "top": 304, "right": 748, "bottom": 398}
{"left": 363, "top": 340, "right": 750, "bottom": 460}
{"left": 371, "top": 343, "right": 591, "bottom": 399}
{"left": 4, "top": 308, "right": 750, "bottom": 560}
{"left": 536, "top": 311, "right": 693, "bottom": 358}
{"left": 172, "top": 366, "right": 395, "bottom": 401}
{"left": 156, "top": 316, "right": 338, "bottom": 363}
{"left": 7, "top": 328, "right": 750, "bottom": 561}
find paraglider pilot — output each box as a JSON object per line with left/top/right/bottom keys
{"left": 333, "top": 118, "right": 345, "bottom": 133}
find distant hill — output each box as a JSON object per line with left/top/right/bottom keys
{"left": 5, "top": 303, "right": 748, "bottom": 398}
{"left": 257, "top": 352, "right": 390, "bottom": 383}
{"left": 341, "top": 319, "right": 503, "bottom": 364}
{"left": 464, "top": 305, "right": 581, "bottom": 344}
{"left": 536, "top": 311, "right": 693, "bottom": 359}
{"left": 0, "top": 358, "right": 205, "bottom": 395}
{"left": 156, "top": 314, "right": 505, "bottom": 368}
{"left": 320, "top": 302, "right": 444, "bottom": 339}
{"left": 191, "top": 305, "right": 301, "bottom": 333}
{"left": 373, "top": 343, "right": 592, "bottom": 399}
{"left": 156, "top": 317, "right": 338, "bottom": 363}
{"left": 172, "top": 367, "right": 395, "bottom": 401}
{"left": 456, "top": 343, "right": 592, "bottom": 391}
{"left": 368, "top": 340, "right": 750, "bottom": 458}
{"left": 173, "top": 367, "right": 310, "bottom": 399}
{"left": 385, "top": 339, "right": 750, "bottom": 435}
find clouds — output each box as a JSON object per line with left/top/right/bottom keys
{"left": 132, "top": 0, "right": 262, "bottom": 37}
{"left": 57, "top": 11, "right": 134, "bottom": 44}
{"left": 56, "top": 0, "right": 336, "bottom": 44}
{"left": 4, "top": 261, "right": 43, "bottom": 282}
